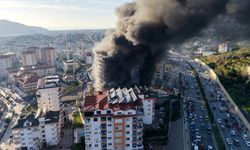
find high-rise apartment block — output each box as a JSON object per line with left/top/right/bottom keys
{"left": 84, "top": 87, "right": 156, "bottom": 150}
{"left": 11, "top": 75, "right": 62, "bottom": 150}
{"left": 36, "top": 76, "right": 61, "bottom": 111}
{"left": 21, "top": 50, "right": 37, "bottom": 67}
{"left": 11, "top": 111, "right": 61, "bottom": 150}
{"left": 0, "top": 52, "right": 15, "bottom": 78}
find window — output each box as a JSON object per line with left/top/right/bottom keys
{"left": 108, "top": 143, "right": 112, "bottom": 146}
{"left": 94, "top": 118, "right": 98, "bottom": 122}
{"left": 115, "top": 126, "right": 122, "bottom": 130}
{"left": 95, "top": 144, "right": 98, "bottom": 147}
{"left": 115, "top": 119, "right": 122, "bottom": 123}
{"left": 101, "top": 117, "right": 106, "bottom": 121}
{"left": 108, "top": 137, "right": 112, "bottom": 140}
{"left": 107, "top": 117, "right": 112, "bottom": 121}
{"left": 128, "top": 112, "right": 132, "bottom": 115}
{"left": 115, "top": 132, "right": 122, "bottom": 137}
{"left": 126, "top": 125, "right": 130, "bottom": 128}
{"left": 108, "top": 124, "right": 112, "bottom": 127}
{"left": 107, "top": 110, "right": 111, "bottom": 114}
{"left": 126, "top": 144, "right": 130, "bottom": 147}
{"left": 96, "top": 111, "right": 101, "bottom": 114}
{"left": 126, "top": 131, "right": 130, "bottom": 134}
{"left": 115, "top": 139, "right": 122, "bottom": 143}
{"left": 117, "top": 112, "right": 122, "bottom": 115}
{"left": 126, "top": 137, "right": 130, "bottom": 140}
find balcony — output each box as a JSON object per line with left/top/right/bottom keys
{"left": 136, "top": 107, "right": 144, "bottom": 115}
{"left": 137, "top": 144, "right": 143, "bottom": 148}
{"left": 132, "top": 144, "right": 137, "bottom": 148}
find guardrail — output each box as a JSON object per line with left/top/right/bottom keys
{"left": 194, "top": 58, "right": 250, "bottom": 132}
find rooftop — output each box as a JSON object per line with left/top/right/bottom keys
{"left": 12, "top": 110, "right": 60, "bottom": 129}
{"left": 84, "top": 87, "right": 143, "bottom": 112}
{"left": 41, "top": 47, "right": 55, "bottom": 51}
{"left": 37, "top": 75, "right": 60, "bottom": 89}
{"left": 14, "top": 72, "right": 41, "bottom": 84}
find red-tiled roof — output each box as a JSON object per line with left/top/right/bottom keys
{"left": 84, "top": 91, "right": 142, "bottom": 112}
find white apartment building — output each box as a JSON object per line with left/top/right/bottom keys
{"left": 84, "top": 87, "right": 146, "bottom": 150}
{"left": 12, "top": 75, "right": 62, "bottom": 150}
{"left": 22, "top": 50, "right": 37, "bottom": 67}
{"left": 62, "top": 60, "right": 80, "bottom": 73}
{"left": 0, "top": 52, "right": 15, "bottom": 78}
{"left": 12, "top": 111, "right": 61, "bottom": 150}
{"left": 36, "top": 76, "right": 61, "bottom": 111}
{"left": 218, "top": 43, "right": 229, "bottom": 53}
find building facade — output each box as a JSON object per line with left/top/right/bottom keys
{"left": 36, "top": 76, "right": 61, "bottom": 111}
{"left": 12, "top": 111, "right": 61, "bottom": 150}
{"left": 12, "top": 76, "right": 62, "bottom": 150}
{"left": 84, "top": 87, "right": 146, "bottom": 150}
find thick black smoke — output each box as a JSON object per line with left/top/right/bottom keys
{"left": 226, "top": 0, "right": 250, "bottom": 25}
{"left": 93, "top": 0, "right": 250, "bottom": 91}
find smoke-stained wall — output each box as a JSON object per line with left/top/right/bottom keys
{"left": 93, "top": 0, "right": 250, "bottom": 91}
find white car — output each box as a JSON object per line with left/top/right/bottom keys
{"left": 226, "top": 113, "right": 230, "bottom": 118}
{"left": 226, "top": 138, "right": 233, "bottom": 145}
{"left": 245, "top": 140, "right": 250, "bottom": 147}
{"left": 217, "top": 119, "right": 222, "bottom": 124}
{"left": 230, "top": 130, "right": 236, "bottom": 136}
{"left": 208, "top": 145, "right": 213, "bottom": 150}
{"left": 242, "top": 134, "right": 248, "bottom": 140}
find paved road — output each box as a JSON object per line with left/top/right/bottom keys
{"left": 166, "top": 117, "right": 184, "bottom": 150}
{"left": 165, "top": 54, "right": 218, "bottom": 150}
{"left": 183, "top": 61, "right": 217, "bottom": 150}
{"left": 189, "top": 59, "right": 250, "bottom": 150}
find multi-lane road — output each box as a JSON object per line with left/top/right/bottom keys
{"left": 189, "top": 59, "right": 250, "bottom": 150}
{"left": 166, "top": 53, "right": 218, "bottom": 150}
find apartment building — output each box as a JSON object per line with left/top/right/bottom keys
{"left": 84, "top": 87, "right": 146, "bottom": 150}
{"left": 36, "top": 75, "right": 61, "bottom": 111}
{"left": 12, "top": 111, "right": 61, "bottom": 150}
{"left": 12, "top": 72, "right": 41, "bottom": 94}
{"left": 22, "top": 50, "right": 37, "bottom": 67}
{"left": 12, "top": 75, "right": 63, "bottom": 150}
{"left": 0, "top": 52, "right": 15, "bottom": 78}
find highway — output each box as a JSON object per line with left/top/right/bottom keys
{"left": 189, "top": 59, "right": 250, "bottom": 150}
{"left": 166, "top": 54, "right": 218, "bottom": 150}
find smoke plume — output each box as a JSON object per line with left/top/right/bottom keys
{"left": 93, "top": 0, "right": 250, "bottom": 91}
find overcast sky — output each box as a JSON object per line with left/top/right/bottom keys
{"left": 0, "top": 0, "right": 133, "bottom": 30}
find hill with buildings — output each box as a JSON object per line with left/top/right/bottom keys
{"left": 201, "top": 48, "right": 250, "bottom": 114}
{"left": 0, "top": 20, "right": 49, "bottom": 37}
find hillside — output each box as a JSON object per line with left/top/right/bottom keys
{"left": 201, "top": 49, "right": 250, "bottom": 114}
{"left": 0, "top": 20, "right": 49, "bottom": 37}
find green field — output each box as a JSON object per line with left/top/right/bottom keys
{"left": 201, "top": 48, "right": 250, "bottom": 114}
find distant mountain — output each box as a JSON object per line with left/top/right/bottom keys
{"left": 0, "top": 20, "right": 49, "bottom": 37}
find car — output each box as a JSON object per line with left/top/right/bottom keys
{"left": 245, "top": 140, "right": 250, "bottom": 147}
{"left": 220, "top": 125, "right": 225, "bottom": 130}
{"left": 234, "top": 138, "right": 240, "bottom": 146}
{"left": 217, "top": 119, "right": 222, "bottom": 124}
{"left": 200, "top": 106, "right": 204, "bottom": 111}
{"left": 226, "top": 138, "right": 233, "bottom": 145}
{"left": 199, "top": 116, "right": 203, "bottom": 121}
{"left": 208, "top": 145, "right": 213, "bottom": 150}
{"left": 230, "top": 130, "right": 236, "bottom": 136}
{"left": 196, "top": 132, "right": 201, "bottom": 139}
{"left": 242, "top": 134, "right": 248, "bottom": 140}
